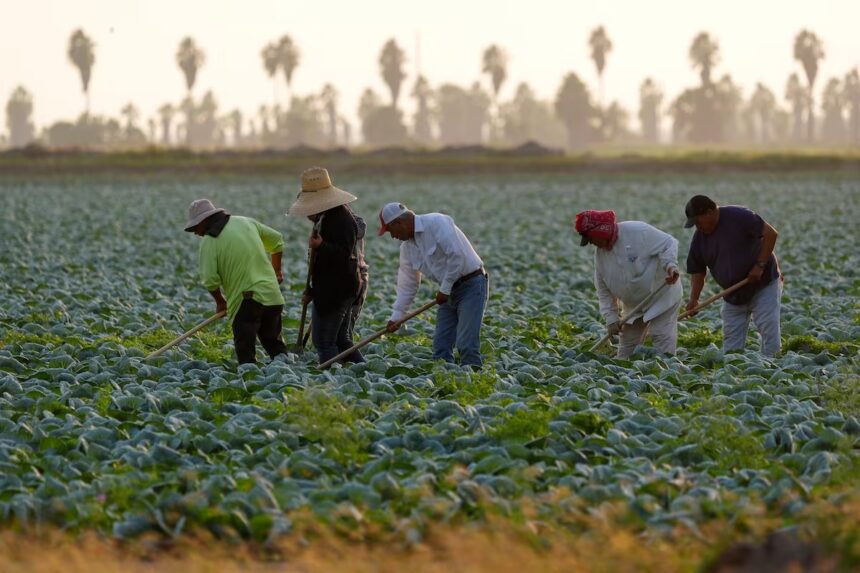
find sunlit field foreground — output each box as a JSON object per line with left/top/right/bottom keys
{"left": 0, "top": 170, "right": 858, "bottom": 570}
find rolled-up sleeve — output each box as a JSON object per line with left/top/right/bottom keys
{"left": 391, "top": 245, "right": 421, "bottom": 322}
{"left": 254, "top": 220, "right": 285, "bottom": 254}
{"left": 198, "top": 240, "right": 221, "bottom": 291}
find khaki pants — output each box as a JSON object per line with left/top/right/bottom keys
{"left": 617, "top": 300, "right": 680, "bottom": 359}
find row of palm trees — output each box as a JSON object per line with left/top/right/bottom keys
{"left": 4, "top": 26, "right": 856, "bottom": 150}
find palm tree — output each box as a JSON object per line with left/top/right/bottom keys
{"left": 6, "top": 86, "right": 36, "bottom": 147}
{"left": 319, "top": 84, "right": 339, "bottom": 147}
{"left": 261, "top": 42, "right": 281, "bottom": 105}
{"left": 176, "top": 37, "right": 206, "bottom": 96}
{"left": 277, "top": 35, "right": 300, "bottom": 101}
{"left": 749, "top": 83, "right": 777, "bottom": 144}
{"left": 258, "top": 105, "right": 271, "bottom": 136}
{"left": 820, "top": 78, "right": 845, "bottom": 144}
{"left": 689, "top": 32, "right": 720, "bottom": 87}
{"left": 412, "top": 75, "right": 434, "bottom": 146}
{"left": 120, "top": 103, "right": 139, "bottom": 132}
{"left": 158, "top": 103, "right": 174, "bottom": 145}
{"left": 229, "top": 109, "right": 243, "bottom": 146}
{"left": 379, "top": 39, "right": 407, "bottom": 109}
{"left": 793, "top": 30, "right": 825, "bottom": 142}
{"left": 588, "top": 26, "right": 612, "bottom": 104}
{"left": 554, "top": 72, "right": 594, "bottom": 150}
{"left": 785, "top": 73, "right": 810, "bottom": 144}
{"left": 481, "top": 44, "right": 508, "bottom": 144}
{"left": 638, "top": 78, "right": 663, "bottom": 144}
{"left": 481, "top": 45, "right": 508, "bottom": 102}
{"left": 67, "top": 29, "right": 95, "bottom": 114}
{"left": 844, "top": 68, "right": 860, "bottom": 145}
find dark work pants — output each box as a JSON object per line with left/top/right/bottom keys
{"left": 232, "top": 297, "right": 287, "bottom": 364}
{"left": 312, "top": 282, "right": 367, "bottom": 365}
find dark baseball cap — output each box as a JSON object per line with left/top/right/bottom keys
{"left": 684, "top": 195, "right": 717, "bottom": 228}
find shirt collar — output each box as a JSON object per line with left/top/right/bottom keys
{"left": 413, "top": 214, "right": 426, "bottom": 235}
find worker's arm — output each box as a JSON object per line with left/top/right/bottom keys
{"left": 209, "top": 289, "right": 227, "bottom": 314}
{"left": 271, "top": 251, "right": 283, "bottom": 283}
{"left": 686, "top": 272, "right": 707, "bottom": 315}
{"left": 747, "top": 220, "right": 778, "bottom": 283}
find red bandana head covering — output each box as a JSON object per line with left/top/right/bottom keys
{"left": 575, "top": 210, "right": 618, "bottom": 246}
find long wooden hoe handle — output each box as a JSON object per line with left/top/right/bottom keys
{"left": 678, "top": 278, "right": 750, "bottom": 320}
{"left": 145, "top": 311, "right": 227, "bottom": 360}
{"left": 590, "top": 282, "right": 669, "bottom": 352}
{"left": 295, "top": 251, "right": 313, "bottom": 347}
{"left": 319, "top": 299, "right": 439, "bottom": 370}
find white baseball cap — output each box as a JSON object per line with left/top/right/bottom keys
{"left": 377, "top": 202, "right": 409, "bottom": 236}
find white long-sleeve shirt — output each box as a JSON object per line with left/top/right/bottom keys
{"left": 390, "top": 213, "right": 483, "bottom": 321}
{"left": 594, "top": 221, "right": 683, "bottom": 325}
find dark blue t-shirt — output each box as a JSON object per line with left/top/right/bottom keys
{"left": 686, "top": 206, "right": 779, "bottom": 305}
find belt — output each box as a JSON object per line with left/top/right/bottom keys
{"left": 452, "top": 267, "right": 487, "bottom": 290}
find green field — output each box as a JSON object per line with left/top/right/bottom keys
{"left": 1, "top": 171, "right": 858, "bottom": 570}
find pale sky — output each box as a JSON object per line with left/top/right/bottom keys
{"left": 2, "top": 0, "right": 858, "bottom": 138}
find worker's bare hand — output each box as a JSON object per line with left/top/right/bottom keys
{"left": 301, "top": 292, "right": 312, "bottom": 305}
{"left": 746, "top": 264, "right": 763, "bottom": 284}
{"left": 665, "top": 267, "right": 680, "bottom": 284}
{"left": 309, "top": 233, "right": 323, "bottom": 249}
{"left": 386, "top": 320, "right": 400, "bottom": 333}
{"left": 685, "top": 298, "right": 699, "bottom": 317}
{"left": 216, "top": 301, "right": 227, "bottom": 314}
{"left": 275, "top": 269, "right": 283, "bottom": 283}
{"left": 435, "top": 291, "right": 449, "bottom": 304}
{"left": 607, "top": 321, "right": 621, "bottom": 336}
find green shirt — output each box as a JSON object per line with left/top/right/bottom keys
{"left": 199, "top": 216, "right": 285, "bottom": 323}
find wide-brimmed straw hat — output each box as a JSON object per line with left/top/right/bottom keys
{"left": 184, "top": 198, "right": 225, "bottom": 232}
{"left": 288, "top": 167, "right": 357, "bottom": 217}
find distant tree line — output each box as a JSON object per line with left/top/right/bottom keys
{"left": 3, "top": 27, "right": 859, "bottom": 150}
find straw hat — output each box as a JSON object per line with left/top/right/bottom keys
{"left": 288, "top": 167, "right": 357, "bottom": 217}
{"left": 184, "top": 198, "right": 225, "bottom": 232}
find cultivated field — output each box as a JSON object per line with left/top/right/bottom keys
{"left": 0, "top": 171, "right": 858, "bottom": 571}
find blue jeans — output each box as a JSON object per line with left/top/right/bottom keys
{"left": 721, "top": 277, "right": 782, "bottom": 356}
{"left": 433, "top": 273, "right": 489, "bottom": 368}
{"left": 312, "top": 283, "right": 367, "bottom": 365}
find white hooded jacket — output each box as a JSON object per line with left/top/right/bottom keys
{"left": 594, "top": 221, "right": 683, "bottom": 325}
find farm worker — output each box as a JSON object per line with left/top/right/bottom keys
{"left": 576, "top": 210, "right": 683, "bottom": 358}
{"left": 683, "top": 195, "right": 782, "bottom": 356}
{"left": 379, "top": 202, "right": 489, "bottom": 369}
{"left": 288, "top": 167, "right": 369, "bottom": 366}
{"left": 185, "top": 198, "right": 287, "bottom": 364}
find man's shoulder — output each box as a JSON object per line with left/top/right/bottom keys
{"left": 419, "top": 212, "right": 452, "bottom": 224}
{"left": 619, "top": 220, "right": 668, "bottom": 238}
{"left": 619, "top": 220, "right": 651, "bottom": 233}
{"left": 720, "top": 205, "right": 756, "bottom": 218}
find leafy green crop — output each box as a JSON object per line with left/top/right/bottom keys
{"left": 0, "top": 172, "right": 857, "bottom": 547}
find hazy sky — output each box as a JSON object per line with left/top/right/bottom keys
{"left": 2, "top": 0, "right": 858, "bottom": 136}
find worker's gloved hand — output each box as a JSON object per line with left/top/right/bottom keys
{"left": 386, "top": 320, "right": 400, "bottom": 333}
{"left": 607, "top": 321, "right": 621, "bottom": 336}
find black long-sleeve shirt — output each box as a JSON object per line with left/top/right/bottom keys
{"left": 310, "top": 205, "right": 368, "bottom": 314}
